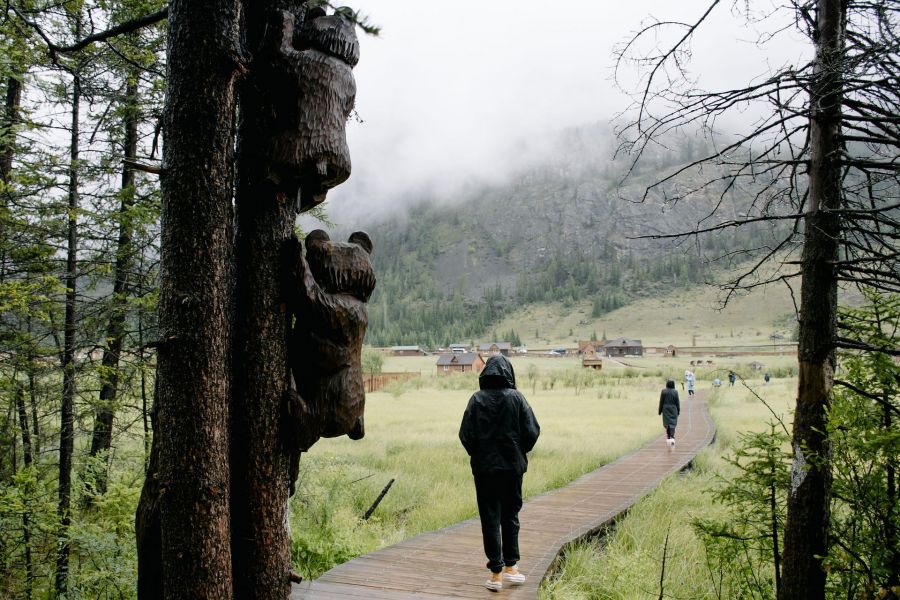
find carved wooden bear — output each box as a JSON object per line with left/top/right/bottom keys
{"left": 261, "top": 7, "right": 359, "bottom": 213}
{"left": 282, "top": 229, "right": 375, "bottom": 465}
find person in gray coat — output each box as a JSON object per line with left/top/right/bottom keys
{"left": 659, "top": 379, "right": 681, "bottom": 448}
{"left": 459, "top": 355, "right": 540, "bottom": 591}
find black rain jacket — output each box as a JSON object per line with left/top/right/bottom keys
{"left": 659, "top": 379, "right": 680, "bottom": 429}
{"left": 459, "top": 355, "right": 540, "bottom": 475}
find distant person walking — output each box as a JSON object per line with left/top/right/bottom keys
{"left": 659, "top": 379, "right": 681, "bottom": 448}
{"left": 459, "top": 355, "right": 541, "bottom": 591}
{"left": 686, "top": 371, "right": 696, "bottom": 396}
{"left": 764, "top": 371, "right": 771, "bottom": 385}
{"left": 728, "top": 370, "right": 736, "bottom": 387}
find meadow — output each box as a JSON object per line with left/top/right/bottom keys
{"left": 491, "top": 280, "right": 800, "bottom": 349}
{"left": 539, "top": 376, "right": 797, "bottom": 599}
{"left": 288, "top": 355, "right": 797, "bottom": 581}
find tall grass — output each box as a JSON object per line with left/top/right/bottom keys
{"left": 539, "top": 380, "right": 796, "bottom": 599}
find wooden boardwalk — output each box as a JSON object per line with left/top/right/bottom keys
{"left": 292, "top": 393, "right": 715, "bottom": 599}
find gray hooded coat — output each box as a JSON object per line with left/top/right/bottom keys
{"left": 459, "top": 355, "right": 540, "bottom": 475}
{"left": 659, "top": 379, "right": 680, "bottom": 429}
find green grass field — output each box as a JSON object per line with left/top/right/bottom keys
{"left": 289, "top": 359, "right": 798, "bottom": 582}
{"left": 540, "top": 377, "right": 797, "bottom": 599}
{"left": 291, "top": 368, "right": 667, "bottom": 577}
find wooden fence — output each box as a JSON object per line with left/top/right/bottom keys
{"left": 364, "top": 371, "right": 419, "bottom": 393}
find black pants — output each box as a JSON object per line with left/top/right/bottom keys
{"left": 666, "top": 424, "right": 676, "bottom": 439}
{"left": 474, "top": 471, "right": 523, "bottom": 573}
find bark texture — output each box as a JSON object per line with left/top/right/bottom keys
{"left": 135, "top": 0, "right": 240, "bottom": 596}
{"left": 778, "top": 1, "right": 844, "bottom": 597}
{"left": 230, "top": 4, "right": 306, "bottom": 597}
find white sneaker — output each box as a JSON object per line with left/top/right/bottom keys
{"left": 484, "top": 572, "right": 502, "bottom": 591}
{"left": 503, "top": 565, "right": 526, "bottom": 586}
{"left": 667, "top": 438, "right": 675, "bottom": 447}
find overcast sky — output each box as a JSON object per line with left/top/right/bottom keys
{"left": 320, "top": 0, "right": 808, "bottom": 228}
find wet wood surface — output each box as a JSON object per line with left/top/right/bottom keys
{"left": 292, "top": 392, "right": 715, "bottom": 599}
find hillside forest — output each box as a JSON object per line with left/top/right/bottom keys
{"left": 354, "top": 126, "right": 791, "bottom": 348}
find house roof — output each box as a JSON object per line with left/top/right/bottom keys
{"left": 478, "top": 341, "right": 511, "bottom": 350}
{"left": 603, "top": 337, "right": 643, "bottom": 348}
{"left": 436, "top": 352, "right": 481, "bottom": 366}
{"left": 578, "top": 340, "right": 603, "bottom": 351}
{"left": 449, "top": 343, "right": 468, "bottom": 349}
{"left": 391, "top": 345, "right": 422, "bottom": 351}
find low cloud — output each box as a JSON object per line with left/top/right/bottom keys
{"left": 317, "top": 0, "right": 806, "bottom": 230}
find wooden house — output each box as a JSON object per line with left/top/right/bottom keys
{"left": 477, "top": 342, "right": 511, "bottom": 356}
{"left": 582, "top": 349, "right": 603, "bottom": 370}
{"left": 578, "top": 340, "right": 605, "bottom": 355}
{"left": 602, "top": 337, "right": 644, "bottom": 357}
{"left": 449, "top": 343, "right": 469, "bottom": 354}
{"left": 436, "top": 352, "right": 485, "bottom": 375}
{"left": 391, "top": 345, "right": 426, "bottom": 356}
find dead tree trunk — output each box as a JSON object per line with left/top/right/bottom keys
{"left": 778, "top": 1, "right": 844, "bottom": 598}
{"left": 134, "top": 0, "right": 240, "bottom": 596}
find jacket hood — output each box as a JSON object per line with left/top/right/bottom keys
{"left": 479, "top": 355, "right": 516, "bottom": 390}
{"left": 666, "top": 379, "right": 675, "bottom": 389}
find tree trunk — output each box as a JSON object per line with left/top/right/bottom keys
{"left": 230, "top": 166, "right": 295, "bottom": 600}
{"left": 1, "top": 74, "right": 23, "bottom": 288}
{"left": 1, "top": 75, "right": 21, "bottom": 179}
{"left": 885, "top": 394, "right": 899, "bottom": 587}
{"left": 139, "top": 293, "right": 151, "bottom": 464}
{"left": 136, "top": 389, "right": 162, "bottom": 599}
{"left": 230, "top": 4, "right": 302, "bottom": 597}
{"left": 55, "top": 64, "right": 81, "bottom": 600}
{"left": 16, "top": 384, "right": 35, "bottom": 599}
{"left": 87, "top": 74, "right": 140, "bottom": 501}
{"left": 135, "top": 0, "right": 240, "bottom": 596}
{"left": 16, "top": 385, "right": 32, "bottom": 467}
{"left": 27, "top": 316, "right": 40, "bottom": 455}
{"left": 778, "top": 1, "right": 844, "bottom": 598}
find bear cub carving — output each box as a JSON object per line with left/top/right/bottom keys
{"left": 282, "top": 229, "right": 375, "bottom": 466}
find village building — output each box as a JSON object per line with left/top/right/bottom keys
{"left": 577, "top": 340, "right": 605, "bottom": 355}
{"left": 477, "top": 341, "right": 511, "bottom": 356}
{"left": 390, "top": 345, "right": 427, "bottom": 356}
{"left": 436, "top": 352, "right": 485, "bottom": 375}
{"left": 449, "top": 343, "right": 469, "bottom": 354}
{"left": 582, "top": 348, "right": 603, "bottom": 370}
{"left": 603, "top": 337, "right": 644, "bottom": 357}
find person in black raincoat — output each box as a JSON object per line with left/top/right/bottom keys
{"left": 659, "top": 379, "right": 680, "bottom": 448}
{"left": 459, "top": 355, "right": 540, "bottom": 591}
